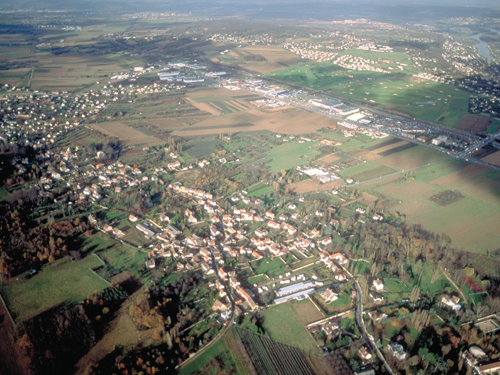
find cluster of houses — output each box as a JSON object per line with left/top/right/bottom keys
{"left": 208, "top": 33, "right": 275, "bottom": 45}
{"left": 121, "top": 181, "right": 358, "bottom": 315}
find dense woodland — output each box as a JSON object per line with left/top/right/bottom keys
{"left": 0, "top": 203, "right": 91, "bottom": 278}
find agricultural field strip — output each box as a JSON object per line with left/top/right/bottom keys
{"left": 235, "top": 328, "right": 316, "bottom": 375}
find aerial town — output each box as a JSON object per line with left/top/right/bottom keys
{"left": 1, "top": 2, "right": 500, "bottom": 375}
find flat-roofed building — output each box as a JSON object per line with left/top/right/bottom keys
{"left": 276, "top": 281, "right": 315, "bottom": 297}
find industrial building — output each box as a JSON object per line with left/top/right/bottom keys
{"left": 309, "top": 98, "right": 343, "bottom": 109}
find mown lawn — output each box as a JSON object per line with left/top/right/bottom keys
{"left": 253, "top": 257, "right": 287, "bottom": 277}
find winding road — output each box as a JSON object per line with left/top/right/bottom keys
{"left": 333, "top": 260, "right": 396, "bottom": 375}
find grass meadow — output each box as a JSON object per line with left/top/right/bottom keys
{"left": 262, "top": 302, "right": 321, "bottom": 354}
{"left": 0, "top": 255, "right": 108, "bottom": 322}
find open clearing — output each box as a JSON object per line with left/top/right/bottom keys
{"left": 91, "top": 121, "right": 163, "bottom": 146}
{"left": 267, "top": 142, "right": 320, "bottom": 172}
{"left": 28, "top": 54, "right": 142, "bottom": 91}
{"left": 268, "top": 62, "right": 389, "bottom": 89}
{"left": 378, "top": 145, "right": 448, "bottom": 169}
{"left": 0, "top": 256, "right": 108, "bottom": 322}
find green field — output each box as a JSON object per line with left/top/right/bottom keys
{"left": 100, "top": 245, "right": 148, "bottom": 275}
{"left": 0, "top": 186, "right": 9, "bottom": 200}
{"left": 384, "top": 278, "right": 410, "bottom": 293}
{"left": 0, "top": 255, "right": 108, "bottom": 322}
{"left": 343, "top": 161, "right": 397, "bottom": 180}
{"left": 179, "top": 339, "right": 233, "bottom": 375}
{"left": 262, "top": 302, "right": 321, "bottom": 354}
{"left": 184, "top": 137, "right": 224, "bottom": 158}
{"left": 247, "top": 183, "right": 274, "bottom": 197}
{"left": 253, "top": 257, "right": 287, "bottom": 277}
{"left": 382, "top": 278, "right": 411, "bottom": 303}
{"left": 78, "top": 232, "right": 116, "bottom": 255}
{"left": 336, "top": 78, "right": 474, "bottom": 127}
{"left": 267, "top": 62, "right": 392, "bottom": 89}
{"left": 247, "top": 274, "right": 268, "bottom": 285}
{"left": 266, "top": 142, "right": 320, "bottom": 172}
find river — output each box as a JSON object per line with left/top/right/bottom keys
{"left": 470, "top": 28, "right": 500, "bottom": 64}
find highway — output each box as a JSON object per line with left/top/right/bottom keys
{"left": 261, "top": 75, "right": 484, "bottom": 142}
{"left": 240, "top": 83, "right": 500, "bottom": 172}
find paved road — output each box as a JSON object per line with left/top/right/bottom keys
{"left": 333, "top": 261, "right": 396, "bottom": 375}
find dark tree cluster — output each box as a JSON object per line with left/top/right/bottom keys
{"left": 0, "top": 207, "right": 90, "bottom": 278}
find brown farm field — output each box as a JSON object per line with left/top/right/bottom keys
{"left": 234, "top": 45, "right": 300, "bottom": 73}
{"left": 456, "top": 115, "right": 492, "bottom": 132}
{"left": 286, "top": 178, "right": 342, "bottom": 194}
{"left": 370, "top": 140, "right": 409, "bottom": 155}
{"left": 184, "top": 97, "right": 221, "bottom": 116}
{"left": 481, "top": 150, "right": 500, "bottom": 167}
{"left": 292, "top": 298, "right": 325, "bottom": 324}
{"left": 90, "top": 122, "right": 164, "bottom": 146}
{"left": 429, "top": 164, "right": 489, "bottom": 188}
{"left": 357, "top": 160, "right": 500, "bottom": 254}
{"left": 318, "top": 153, "right": 341, "bottom": 164}
{"left": 174, "top": 90, "right": 337, "bottom": 136}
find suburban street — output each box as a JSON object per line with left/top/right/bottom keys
{"left": 334, "top": 260, "right": 396, "bottom": 375}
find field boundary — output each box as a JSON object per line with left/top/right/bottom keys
{"left": 0, "top": 290, "right": 16, "bottom": 329}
